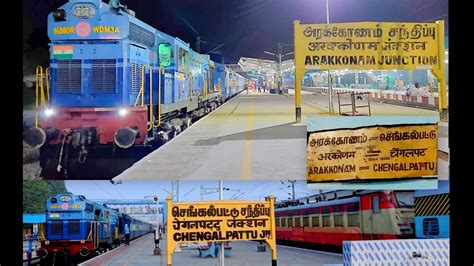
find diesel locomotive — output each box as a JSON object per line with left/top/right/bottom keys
{"left": 37, "top": 194, "right": 153, "bottom": 263}
{"left": 24, "top": 0, "right": 247, "bottom": 179}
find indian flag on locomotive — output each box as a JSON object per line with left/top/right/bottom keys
{"left": 53, "top": 45, "right": 73, "bottom": 59}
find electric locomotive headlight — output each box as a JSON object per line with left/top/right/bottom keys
{"left": 51, "top": 197, "right": 57, "bottom": 203}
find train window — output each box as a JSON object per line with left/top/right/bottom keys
{"left": 395, "top": 192, "right": 414, "bottom": 207}
{"left": 322, "top": 215, "right": 331, "bottom": 227}
{"left": 347, "top": 213, "right": 360, "bottom": 227}
{"left": 294, "top": 216, "right": 301, "bottom": 227}
{"left": 334, "top": 214, "right": 343, "bottom": 227}
{"left": 372, "top": 196, "right": 381, "bottom": 213}
{"left": 311, "top": 216, "right": 320, "bottom": 227}
{"left": 423, "top": 218, "right": 440, "bottom": 236}
{"left": 158, "top": 43, "right": 172, "bottom": 67}
{"left": 288, "top": 217, "right": 294, "bottom": 227}
{"left": 281, "top": 217, "right": 287, "bottom": 227}
{"left": 177, "top": 47, "right": 189, "bottom": 73}
{"left": 276, "top": 218, "right": 280, "bottom": 227}
{"left": 302, "top": 216, "right": 310, "bottom": 227}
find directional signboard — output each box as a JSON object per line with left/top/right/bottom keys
{"left": 307, "top": 124, "right": 438, "bottom": 182}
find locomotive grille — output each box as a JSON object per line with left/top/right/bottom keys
{"left": 68, "top": 221, "right": 81, "bottom": 235}
{"left": 129, "top": 23, "right": 155, "bottom": 48}
{"left": 131, "top": 63, "right": 142, "bottom": 94}
{"left": 57, "top": 59, "right": 82, "bottom": 93}
{"left": 91, "top": 59, "right": 117, "bottom": 93}
{"left": 50, "top": 221, "right": 63, "bottom": 235}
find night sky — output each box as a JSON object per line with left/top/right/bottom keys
{"left": 23, "top": 0, "right": 448, "bottom": 63}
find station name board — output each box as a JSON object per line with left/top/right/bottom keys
{"left": 307, "top": 124, "right": 438, "bottom": 182}
{"left": 168, "top": 201, "right": 274, "bottom": 242}
{"left": 294, "top": 21, "right": 442, "bottom": 70}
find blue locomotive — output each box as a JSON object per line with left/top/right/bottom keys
{"left": 24, "top": 0, "right": 247, "bottom": 179}
{"left": 37, "top": 194, "right": 153, "bottom": 262}
{"left": 414, "top": 180, "right": 450, "bottom": 239}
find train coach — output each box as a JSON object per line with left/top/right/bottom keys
{"left": 37, "top": 194, "right": 153, "bottom": 263}
{"left": 414, "top": 180, "right": 450, "bottom": 239}
{"left": 23, "top": 0, "right": 247, "bottom": 179}
{"left": 275, "top": 190, "right": 415, "bottom": 248}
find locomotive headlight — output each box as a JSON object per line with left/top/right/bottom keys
{"left": 44, "top": 108, "right": 55, "bottom": 117}
{"left": 118, "top": 108, "right": 128, "bottom": 117}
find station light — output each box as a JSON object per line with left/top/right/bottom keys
{"left": 118, "top": 108, "right": 128, "bottom": 117}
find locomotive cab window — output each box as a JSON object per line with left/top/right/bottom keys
{"left": 158, "top": 43, "right": 172, "bottom": 67}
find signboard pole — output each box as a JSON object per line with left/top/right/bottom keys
{"left": 219, "top": 180, "right": 225, "bottom": 266}
{"left": 431, "top": 20, "right": 448, "bottom": 122}
{"left": 326, "top": 0, "right": 334, "bottom": 113}
{"left": 293, "top": 20, "right": 302, "bottom": 122}
{"left": 166, "top": 196, "right": 174, "bottom": 266}
{"left": 266, "top": 196, "right": 277, "bottom": 266}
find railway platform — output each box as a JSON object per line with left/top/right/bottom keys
{"left": 112, "top": 91, "right": 447, "bottom": 181}
{"left": 79, "top": 232, "right": 343, "bottom": 266}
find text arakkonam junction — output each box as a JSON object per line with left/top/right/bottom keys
{"left": 292, "top": 20, "right": 447, "bottom": 120}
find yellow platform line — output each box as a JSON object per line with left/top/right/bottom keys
{"left": 240, "top": 97, "right": 255, "bottom": 179}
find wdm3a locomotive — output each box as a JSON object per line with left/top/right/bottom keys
{"left": 37, "top": 194, "right": 153, "bottom": 264}
{"left": 24, "top": 0, "right": 247, "bottom": 179}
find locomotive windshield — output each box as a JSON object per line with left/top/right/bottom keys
{"left": 394, "top": 192, "right": 414, "bottom": 207}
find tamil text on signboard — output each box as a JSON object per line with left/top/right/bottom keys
{"left": 165, "top": 197, "right": 277, "bottom": 265}
{"left": 294, "top": 21, "right": 442, "bottom": 70}
{"left": 168, "top": 201, "right": 273, "bottom": 242}
{"left": 307, "top": 124, "right": 438, "bottom": 182}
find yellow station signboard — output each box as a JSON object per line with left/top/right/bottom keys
{"left": 292, "top": 20, "right": 447, "bottom": 121}
{"left": 307, "top": 124, "right": 438, "bottom": 182}
{"left": 294, "top": 21, "right": 441, "bottom": 70}
{"left": 166, "top": 196, "right": 277, "bottom": 265}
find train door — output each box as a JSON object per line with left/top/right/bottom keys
{"left": 368, "top": 195, "right": 382, "bottom": 239}
{"left": 158, "top": 42, "right": 173, "bottom": 105}
{"left": 203, "top": 69, "right": 208, "bottom": 97}
{"left": 175, "top": 45, "right": 189, "bottom": 102}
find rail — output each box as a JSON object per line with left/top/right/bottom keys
{"left": 35, "top": 66, "right": 50, "bottom": 127}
